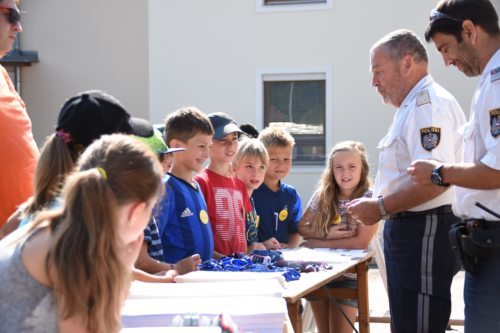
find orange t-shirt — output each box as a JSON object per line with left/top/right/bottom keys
{"left": 0, "top": 65, "right": 39, "bottom": 227}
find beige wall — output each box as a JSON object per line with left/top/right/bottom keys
{"left": 16, "top": 0, "right": 500, "bottom": 207}
{"left": 18, "top": 0, "right": 149, "bottom": 145}
{"left": 149, "top": 0, "right": 484, "bottom": 204}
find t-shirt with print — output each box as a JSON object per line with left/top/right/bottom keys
{"left": 195, "top": 169, "right": 251, "bottom": 256}
{"left": 155, "top": 174, "right": 214, "bottom": 263}
{"left": 252, "top": 182, "right": 302, "bottom": 244}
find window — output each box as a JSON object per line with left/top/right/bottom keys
{"left": 264, "top": 0, "right": 326, "bottom": 4}
{"left": 258, "top": 71, "right": 330, "bottom": 166}
{"left": 256, "top": 0, "right": 332, "bottom": 12}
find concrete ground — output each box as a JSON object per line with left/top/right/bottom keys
{"left": 304, "top": 268, "right": 466, "bottom": 333}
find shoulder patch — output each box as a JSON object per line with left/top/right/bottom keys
{"left": 416, "top": 89, "right": 431, "bottom": 107}
{"left": 491, "top": 67, "right": 500, "bottom": 83}
{"left": 420, "top": 127, "right": 441, "bottom": 151}
{"left": 490, "top": 108, "right": 500, "bottom": 138}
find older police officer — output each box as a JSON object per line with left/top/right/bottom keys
{"left": 409, "top": 0, "right": 500, "bottom": 332}
{"left": 347, "top": 30, "right": 466, "bottom": 333}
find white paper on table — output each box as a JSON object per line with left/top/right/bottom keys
{"left": 128, "top": 278, "right": 284, "bottom": 299}
{"left": 281, "top": 247, "right": 367, "bottom": 263}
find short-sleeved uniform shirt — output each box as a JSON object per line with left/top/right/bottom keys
{"left": 374, "top": 75, "right": 466, "bottom": 211}
{"left": 454, "top": 50, "right": 500, "bottom": 219}
{"left": 252, "top": 182, "right": 302, "bottom": 244}
{"left": 195, "top": 169, "right": 251, "bottom": 255}
{"left": 155, "top": 174, "right": 214, "bottom": 263}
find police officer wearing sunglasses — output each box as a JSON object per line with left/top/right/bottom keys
{"left": 409, "top": 0, "right": 500, "bottom": 332}
{"left": 0, "top": 0, "right": 39, "bottom": 229}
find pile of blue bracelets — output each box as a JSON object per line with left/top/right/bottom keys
{"left": 198, "top": 250, "right": 333, "bottom": 282}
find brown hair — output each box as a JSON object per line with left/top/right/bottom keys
{"left": 164, "top": 106, "right": 214, "bottom": 145}
{"left": 313, "top": 141, "right": 371, "bottom": 238}
{"left": 23, "top": 134, "right": 79, "bottom": 216}
{"left": 38, "top": 134, "right": 163, "bottom": 333}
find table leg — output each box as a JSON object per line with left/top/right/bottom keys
{"left": 356, "top": 260, "right": 370, "bottom": 333}
{"left": 287, "top": 300, "right": 302, "bottom": 333}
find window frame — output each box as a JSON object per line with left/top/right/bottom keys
{"left": 256, "top": 0, "right": 333, "bottom": 13}
{"left": 256, "top": 67, "right": 333, "bottom": 172}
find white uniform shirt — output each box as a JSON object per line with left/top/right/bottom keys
{"left": 453, "top": 50, "right": 500, "bottom": 220}
{"left": 374, "top": 75, "right": 466, "bottom": 211}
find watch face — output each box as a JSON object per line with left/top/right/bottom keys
{"left": 431, "top": 172, "right": 441, "bottom": 185}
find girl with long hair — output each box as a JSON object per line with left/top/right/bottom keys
{"left": 0, "top": 134, "right": 164, "bottom": 333}
{"left": 299, "top": 140, "right": 378, "bottom": 333}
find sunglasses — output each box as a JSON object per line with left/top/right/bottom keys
{"left": 0, "top": 7, "right": 20, "bottom": 25}
{"left": 429, "top": 9, "right": 463, "bottom": 23}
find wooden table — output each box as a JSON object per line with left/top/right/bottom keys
{"left": 282, "top": 251, "right": 374, "bottom": 333}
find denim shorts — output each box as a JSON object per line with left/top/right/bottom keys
{"left": 325, "top": 276, "right": 358, "bottom": 307}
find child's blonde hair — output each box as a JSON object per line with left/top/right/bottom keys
{"left": 233, "top": 138, "right": 269, "bottom": 168}
{"left": 313, "top": 141, "right": 371, "bottom": 238}
{"left": 37, "top": 134, "right": 164, "bottom": 333}
{"left": 258, "top": 127, "right": 295, "bottom": 149}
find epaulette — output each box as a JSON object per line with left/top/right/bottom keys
{"left": 491, "top": 66, "right": 500, "bottom": 83}
{"left": 416, "top": 89, "right": 431, "bottom": 107}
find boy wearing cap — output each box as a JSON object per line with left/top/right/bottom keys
{"left": 155, "top": 106, "right": 215, "bottom": 263}
{"left": 252, "top": 127, "right": 302, "bottom": 249}
{"left": 195, "top": 112, "right": 252, "bottom": 259}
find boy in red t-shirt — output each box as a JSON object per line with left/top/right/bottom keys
{"left": 195, "top": 113, "right": 252, "bottom": 259}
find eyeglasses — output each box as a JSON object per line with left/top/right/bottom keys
{"left": 0, "top": 7, "right": 20, "bottom": 25}
{"left": 429, "top": 9, "right": 463, "bottom": 23}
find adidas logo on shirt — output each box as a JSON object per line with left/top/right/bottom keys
{"left": 181, "top": 207, "right": 194, "bottom": 218}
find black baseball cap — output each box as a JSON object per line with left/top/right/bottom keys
{"left": 208, "top": 112, "right": 243, "bottom": 141}
{"left": 56, "top": 90, "right": 152, "bottom": 147}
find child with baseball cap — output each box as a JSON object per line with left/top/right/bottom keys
{"left": 194, "top": 112, "right": 253, "bottom": 258}
{"left": 0, "top": 90, "right": 151, "bottom": 238}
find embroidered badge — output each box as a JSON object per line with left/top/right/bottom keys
{"left": 491, "top": 67, "right": 500, "bottom": 83}
{"left": 420, "top": 127, "right": 441, "bottom": 151}
{"left": 199, "top": 210, "right": 209, "bottom": 224}
{"left": 279, "top": 208, "right": 288, "bottom": 222}
{"left": 490, "top": 108, "right": 500, "bottom": 138}
{"left": 416, "top": 90, "right": 431, "bottom": 107}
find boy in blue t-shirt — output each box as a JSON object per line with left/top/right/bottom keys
{"left": 154, "top": 106, "right": 215, "bottom": 263}
{"left": 252, "top": 127, "right": 302, "bottom": 249}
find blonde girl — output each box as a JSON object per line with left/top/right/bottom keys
{"left": 299, "top": 140, "right": 377, "bottom": 333}
{"left": 0, "top": 134, "right": 164, "bottom": 333}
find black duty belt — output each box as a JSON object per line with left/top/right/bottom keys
{"left": 465, "top": 219, "right": 500, "bottom": 233}
{"left": 391, "top": 205, "right": 453, "bottom": 219}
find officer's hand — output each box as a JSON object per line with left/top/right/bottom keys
{"left": 346, "top": 198, "right": 381, "bottom": 225}
{"left": 407, "top": 159, "right": 440, "bottom": 185}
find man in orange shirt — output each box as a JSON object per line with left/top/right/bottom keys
{"left": 0, "top": 0, "right": 39, "bottom": 226}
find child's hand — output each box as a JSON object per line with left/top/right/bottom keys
{"left": 263, "top": 237, "right": 281, "bottom": 250}
{"left": 174, "top": 254, "right": 202, "bottom": 275}
{"left": 325, "top": 224, "right": 357, "bottom": 239}
{"left": 248, "top": 242, "right": 267, "bottom": 252}
{"left": 154, "top": 270, "right": 177, "bottom": 282}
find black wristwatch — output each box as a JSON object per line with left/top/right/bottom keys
{"left": 431, "top": 165, "right": 450, "bottom": 187}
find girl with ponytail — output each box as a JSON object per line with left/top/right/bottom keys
{"left": 0, "top": 134, "right": 164, "bottom": 333}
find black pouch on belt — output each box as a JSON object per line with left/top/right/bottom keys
{"left": 449, "top": 222, "right": 479, "bottom": 272}
{"left": 466, "top": 221, "right": 500, "bottom": 257}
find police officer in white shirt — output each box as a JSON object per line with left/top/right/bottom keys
{"left": 409, "top": 1, "right": 500, "bottom": 332}
{"left": 347, "top": 29, "right": 466, "bottom": 333}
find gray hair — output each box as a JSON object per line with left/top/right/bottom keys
{"left": 371, "top": 29, "right": 428, "bottom": 64}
